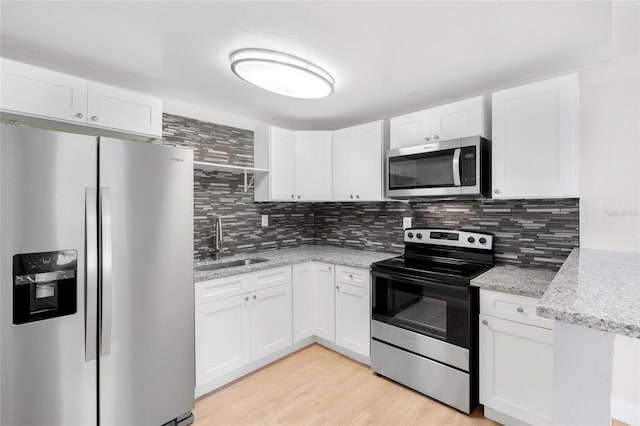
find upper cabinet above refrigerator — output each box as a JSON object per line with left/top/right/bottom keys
{"left": 0, "top": 58, "right": 163, "bottom": 139}
{"left": 390, "top": 96, "right": 490, "bottom": 149}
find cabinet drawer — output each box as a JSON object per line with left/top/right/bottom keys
{"left": 250, "top": 266, "right": 292, "bottom": 291}
{"left": 335, "top": 265, "right": 369, "bottom": 289}
{"left": 480, "top": 289, "right": 553, "bottom": 329}
{"left": 195, "top": 273, "right": 251, "bottom": 305}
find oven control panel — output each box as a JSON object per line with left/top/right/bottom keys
{"left": 404, "top": 229, "right": 493, "bottom": 250}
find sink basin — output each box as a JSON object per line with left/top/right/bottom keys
{"left": 195, "top": 258, "right": 270, "bottom": 272}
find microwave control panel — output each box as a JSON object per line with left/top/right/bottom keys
{"left": 460, "top": 146, "right": 476, "bottom": 186}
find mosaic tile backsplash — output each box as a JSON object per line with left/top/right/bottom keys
{"left": 314, "top": 198, "right": 580, "bottom": 271}
{"left": 161, "top": 114, "right": 313, "bottom": 260}
{"left": 160, "top": 113, "right": 579, "bottom": 270}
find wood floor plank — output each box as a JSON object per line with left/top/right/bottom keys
{"left": 194, "top": 344, "right": 499, "bottom": 425}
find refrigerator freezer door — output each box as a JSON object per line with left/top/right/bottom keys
{"left": 98, "top": 138, "right": 194, "bottom": 426}
{"left": 0, "top": 124, "right": 98, "bottom": 426}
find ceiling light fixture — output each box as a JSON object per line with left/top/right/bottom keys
{"left": 229, "top": 48, "right": 335, "bottom": 99}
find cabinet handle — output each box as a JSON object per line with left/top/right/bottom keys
{"left": 494, "top": 189, "right": 501, "bottom": 195}
{"left": 291, "top": 194, "right": 294, "bottom": 199}
{"left": 482, "top": 319, "right": 488, "bottom": 326}
{"left": 517, "top": 307, "right": 524, "bottom": 313}
{"left": 328, "top": 266, "right": 332, "bottom": 271}
{"left": 349, "top": 274, "right": 353, "bottom": 280}
{"left": 433, "top": 134, "right": 439, "bottom": 140}
{"left": 336, "top": 285, "right": 340, "bottom": 290}
{"left": 350, "top": 195, "right": 354, "bottom": 199}
{"left": 245, "top": 296, "right": 249, "bottom": 302}
{"left": 424, "top": 137, "right": 430, "bottom": 142}
{"left": 297, "top": 195, "right": 301, "bottom": 200}
{"left": 76, "top": 112, "right": 84, "bottom": 119}
{"left": 356, "top": 195, "right": 360, "bottom": 199}
{"left": 91, "top": 115, "right": 99, "bottom": 121}
{"left": 253, "top": 295, "right": 257, "bottom": 300}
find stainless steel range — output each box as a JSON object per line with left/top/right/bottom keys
{"left": 370, "top": 228, "right": 494, "bottom": 413}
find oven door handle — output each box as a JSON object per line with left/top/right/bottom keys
{"left": 452, "top": 148, "right": 461, "bottom": 186}
{"left": 371, "top": 269, "right": 471, "bottom": 293}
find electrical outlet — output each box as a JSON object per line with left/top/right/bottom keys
{"left": 261, "top": 214, "right": 268, "bottom": 227}
{"left": 403, "top": 217, "right": 412, "bottom": 230}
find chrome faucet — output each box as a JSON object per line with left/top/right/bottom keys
{"left": 213, "top": 215, "right": 223, "bottom": 260}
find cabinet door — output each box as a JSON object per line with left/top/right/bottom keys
{"left": 270, "top": 126, "right": 297, "bottom": 201}
{"left": 332, "top": 127, "right": 359, "bottom": 201}
{"left": 195, "top": 295, "right": 250, "bottom": 386}
{"left": 429, "top": 96, "right": 485, "bottom": 141}
{"left": 0, "top": 58, "right": 88, "bottom": 124}
{"left": 292, "top": 263, "right": 315, "bottom": 342}
{"left": 389, "top": 110, "right": 430, "bottom": 149}
{"left": 492, "top": 74, "right": 579, "bottom": 199}
{"left": 356, "top": 121, "right": 383, "bottom": 201}
{"left": 314, "top": 263, "right": 335, "bottom": 342}
{"left": 335, "top": 282, "right": 370, "bottom": 356}
{"left": 479, "top": 314, "right": 553, "bottom": 425}
{"left": 87, "top": 82, "right": 162, "bottom": 137}
{"left": 295, "top": 131, "right": 332, "bottom": 201}
{"left": 251, "top": 283, "right": 293, "bottom": 360}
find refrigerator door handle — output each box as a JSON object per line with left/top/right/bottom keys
{"left": 100, "top": 187, "right": 113, "bottom": 356}
{"left": 85, "top": 188, "right": 98, "bottom": 361}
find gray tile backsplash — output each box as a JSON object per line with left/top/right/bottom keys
{"left": 314, "top": 198, "right": 580, "bottom": 271}
{"left": 160, "top": 113, "right": 579, "bottom": 270}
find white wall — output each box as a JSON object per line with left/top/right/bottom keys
{"left": 577, "top": 2, "right": 639, "bottom": 424}
{"left": 163, "top": 97, "right": 263, "bottom": 132}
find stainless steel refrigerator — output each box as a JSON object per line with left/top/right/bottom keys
{"left": 0, "top": 123, "right": 195, "bottom": 426}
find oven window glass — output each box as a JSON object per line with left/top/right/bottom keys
{"left": 372, "top": 273, "right": 471, "bottom": 348}
{"left": 389, "top": 149, "right": 456, "bottom": 189}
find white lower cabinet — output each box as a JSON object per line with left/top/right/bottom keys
{"left": 195, "top": 267, "right": 292, "bottom": 392}
{"left": 479, "top": 289, "right": 554, "bottom": 425}
{"left": 251, "top": 284, "right": 293, "bottom": 359}
{"left": 195, "top": 294, "right": 250, "bottom": 386}
{"left": 293, "top": 263, "right": 316, "bottom": 342}
{"left": 335, "top": 282, "right": 370, "bottom": 356}
{"left": 315, "top": 262, "right": 336, "bottom": 342}
{"left": 196, "top": 262, "right": 372, "bottom": 395}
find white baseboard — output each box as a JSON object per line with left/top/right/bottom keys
{"left": 313, "top": 336, "right": 371, "bottom": 366}
{"left": 612, "top": 398, "right": 640, "bottom": 426}
{"left": 483, "top": 406, "right": 530, "bottom": 426}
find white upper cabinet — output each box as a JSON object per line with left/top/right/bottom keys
{"left": 254, "top": 126, "right": 332, "bottom": 202}
{"left": 0, "top": 58, "right": 163, "bottom": 138}
{"left": 389, "top": 110, "right": 430, "bottom": 149}
{"left": 295, "top": 131, "right": 333, "bottom": 201}
{"left": 390, "top": 96, "right": 489, "bottom": 149}
{"left": 332, "top": 120, "right": 383, "bottom": 201}
{"left": 430, "top": 96, "right": 487, "bottom": 142}
{"left": 86, "top": 82, "right": 162, "bottom": 137}
{"left": 0, "top": 58, "right": 88, "bottom": 124}
{"left": 492, "top": 74, "right": 579, "bottom": 199}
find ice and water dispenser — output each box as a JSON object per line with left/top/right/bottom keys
{"left": 13, "top": 250, "right": 78, "bottom": 324}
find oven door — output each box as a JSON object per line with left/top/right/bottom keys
{"left": 372, "top": 269, "right": 473, "bottom": 349}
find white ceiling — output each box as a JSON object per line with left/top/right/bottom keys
{"left": 0, "top": 1, "right": 614, "bottom": 130}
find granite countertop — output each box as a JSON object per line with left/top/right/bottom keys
{"left": 471, "top": 266, "right": 557, "bottom": 298}
{"left": 537, "top": 248, "right": 640, "bottom": 338}
{"left": 194, "top": 245, "right": 398, "bottom": 282}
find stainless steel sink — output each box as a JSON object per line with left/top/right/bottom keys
{"left": 195, "top": 258, "right": 269, "bottom": 272}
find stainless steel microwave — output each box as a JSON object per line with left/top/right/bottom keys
{"left": 386, "top": 136, "right": 490, "bottom": 198}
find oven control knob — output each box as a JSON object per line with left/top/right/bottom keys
{"left": 416, "top": 233, "right": 422, "bottom": 239}
{"left": 407, "top": 232, "right": 414, "bottom": 238}
{"left": 479, "top": 237, "right": 487, "bottom": 244}
{"left": 467, "top": 237, "right": 475, "bottom": 243}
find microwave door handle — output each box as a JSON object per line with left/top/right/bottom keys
{"left": 452, "top": 148, "right": 461, "bottom": 186}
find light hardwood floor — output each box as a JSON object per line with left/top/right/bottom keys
{"left": 194, "top": 344, "right": 499, "bottom": 425}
